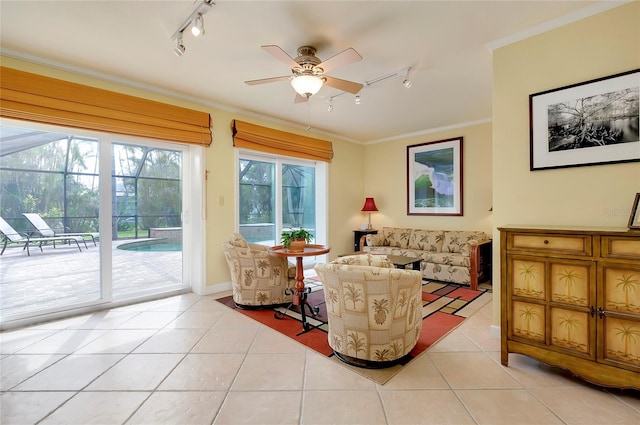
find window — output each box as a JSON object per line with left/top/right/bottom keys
{"left": 237, "top": 151, "right": 327, "bottom": 248}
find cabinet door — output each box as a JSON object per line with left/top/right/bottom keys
{"left": 508, "top": 255, "right": 546, "bottom": 344}
{"left": 549, "top": 259, "right": 596, "bottom": 358}
{"left": 599, "top": 261, "right": 640, "bottom": 373}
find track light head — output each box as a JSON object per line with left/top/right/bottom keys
{"left": 173, "top": 33, "right": 186, "bottom": 57}
{"left": 191, "top": 13, "right": 204, "bottom": 37}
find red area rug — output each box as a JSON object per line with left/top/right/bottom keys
{"left": 216, "top": 279, "right": 491, "bottom": 384}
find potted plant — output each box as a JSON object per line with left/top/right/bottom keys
{"left": 281, "top": 228, "right": 314, "bottom": 252}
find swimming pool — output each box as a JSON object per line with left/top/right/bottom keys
{"left": 117, "top": 240, "right": 182, "bottom": 252}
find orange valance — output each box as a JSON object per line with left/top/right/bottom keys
{"left": 0, "top": 67, "right": 212, "bottom": 146}
{"left": 231, "top": 119, "right": 333, "bottom": 162}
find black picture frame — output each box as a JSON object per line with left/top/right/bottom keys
{"left": 628, "top": 193, "right": 640, "bottom": 230}
{"left": 530, "top": 69, "right": 640, "bottom": 171}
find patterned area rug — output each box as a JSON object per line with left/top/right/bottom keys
{"left": 216, "top": 278, "right": 492, "bottom": 385}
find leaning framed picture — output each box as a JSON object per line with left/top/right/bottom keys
{"left": 407, "top": 137, "right": 463, "bottom": 216}
{"left": 530, "top": 68, "right": 640, "bottom": 171}
{"left": 628, "top": 193, "right": 640, "bottom": 230}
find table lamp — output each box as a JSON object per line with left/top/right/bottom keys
{"left": 361, "top": 197, "right": 378, "bottom": 230}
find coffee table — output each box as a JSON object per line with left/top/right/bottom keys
{"left": 386, "top": 254, "right": 422, "bottom": 270}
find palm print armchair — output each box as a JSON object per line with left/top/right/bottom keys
{"left": 222, "top": 233, "right": 295, "bottom": 308}
{"left": 314, "top": 255, "right": 423, "bottom": 368}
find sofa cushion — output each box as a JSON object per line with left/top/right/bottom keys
{"left": 229, "top": 233, "right": 249, "bottom": 248}
{"left": 424, "top": 252, "right": 470, "bottom": 267}
{"left": 442, "top": 231, "right": 488, "bottom": 254}
{"left": 408, "top": 230, "right": 444, "bottom": 252}
{"left": 382, "top": 227, "right": 411, "bottom": 248}
{"left": 332, "top": 253, "right": 395, "bottom": 268}
{"left": 366, "top": 233, "right": 387, "bottom": 247}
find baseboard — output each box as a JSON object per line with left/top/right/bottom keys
{"left": 490, "top": 324, "right": 500, "bottom": 339}
{"left": 204, "top": 281, "right": 232, "bottom": 296}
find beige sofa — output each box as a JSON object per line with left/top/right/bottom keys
{"left": 360, "top": 227, "right": 492, "bottom": 290}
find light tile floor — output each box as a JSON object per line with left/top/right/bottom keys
{"left": 1, "top": 291, "right": 639, "bottom": 425}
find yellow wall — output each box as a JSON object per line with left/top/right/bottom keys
{"left": 363, "top": 121, "right": 494, "bottom": 234}
{"left": 0, "top": 56, "right": 364, "bottom": 287}
{"left": 492, "top": 2, "right": 640, "bottom": 325}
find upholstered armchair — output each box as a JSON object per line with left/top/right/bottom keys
{"left": 222, "top": 233, "right": 296, "bottom": 308}
{"left": 314, "top": 255, "right": 423, "bottom": 368}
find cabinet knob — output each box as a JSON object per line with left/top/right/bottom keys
{"left": 543, "top": 240, "right": 549, "bottom": 244}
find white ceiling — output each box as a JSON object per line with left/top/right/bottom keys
{"left": 0, "top": 0, "right": 617, "bottom": 144}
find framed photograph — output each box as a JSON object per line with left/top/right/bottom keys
{"left": 530, "top": 69, "right": 640, "bottom": 171}
{"left": 407, "top": 137, "right": 463, "bottom": 216}
{"left": 628, "top": 193, "right": 640, "bottom": 230}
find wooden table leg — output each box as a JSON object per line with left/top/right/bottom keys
{"left": 293, "top": 256, "right": 305, "bottom": 306}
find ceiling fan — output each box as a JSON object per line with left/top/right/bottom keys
{"left": 245, "top": 45, "right": 364, "bottom": 103}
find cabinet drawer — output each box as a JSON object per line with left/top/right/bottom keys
{"left": 510, "top": 233, "right": 591, "bottom": 256}
{"left": 601, "top": 236, "right": 640, "bottom": 260}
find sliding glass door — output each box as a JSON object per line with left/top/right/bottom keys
{"left": 0, "top": 121, "right": 200, "bottom": 326}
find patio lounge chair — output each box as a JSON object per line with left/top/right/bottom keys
{"left": 23, "top": 213, "right": 98, "bottom": 246}
{"left": 0, "top": 217, "right": 84, "bottom": 256}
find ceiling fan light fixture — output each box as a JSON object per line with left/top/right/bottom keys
{"left": 191, "top": 13, "right": 204, "bottom": 37}
{"left": 291, "top": 75, "right": 323, "bottom": 97}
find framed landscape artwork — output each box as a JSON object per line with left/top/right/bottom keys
{"left": 407, "top": 137, "right": 463, "bottom": 216}
{"left": 530, "top": 68, "right": 640, "bottom": 171}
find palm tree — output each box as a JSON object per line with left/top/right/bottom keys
{"left": 390, "top": 341, "right": 403, "bottom": 358}
{"left": 256, "top": 291, "right": 268, "bottom": 305}
{"left": 615, "top": 273, "right": 639, "bottom": 310}
{"left": 558, "top": 313, "right": 580, "bottom": 345}
{"left": 256, "top": 259, "right": 269, "bottom": 276}
{"left": 614, "top": 323, "right": 640, "bottom": 356}
{"left": 558, "top": 268, "right": 581, "bottom": 300}
{"left": 327, "top": 288, "right": 339, "bottom": 313}
{"left": 346, "top": 332, "right": 366, "bottom": 357}
{"left": 518, "top": 306, "right": 540, "bottom": 335}
{"left": 519, "top": 263, "right": 538, "bottom": 293}
{"left": 394, "top": 290, "right": 408, "bottom": 316}
{"left": 374, "top": 348, "right": 391, "bottom": 361}
{"left": 344, "top": 283, "right": 363, "bottom": 309}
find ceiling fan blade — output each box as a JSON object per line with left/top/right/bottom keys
{"left": 323, "top": 76, "right": 363, "bottom": 94}
{"left": 245, "top": 76, "right": 291, "bottom": 86}
{"left": 261, "top": 45, "right": 300, "bottom": 69}
{"left": 294, "top": 93, "right": 309, "bottom": 103}
{"left": 317, "top": 48, "right": 362, "bottom": 73}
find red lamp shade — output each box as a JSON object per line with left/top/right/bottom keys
{"left": 361, "top": 197, "right": 378, "bottom": 212}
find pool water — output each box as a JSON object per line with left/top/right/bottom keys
{"left": 117, "top": 241, "right": 182, "bottom": 252}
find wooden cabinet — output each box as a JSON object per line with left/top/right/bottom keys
{"left": 499, "top": 225, "right": 640, "bottom": 389}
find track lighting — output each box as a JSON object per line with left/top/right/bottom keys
{"left": 355, "top": 95, "right": 362, "bottom": 105}
{"left": 191, "top": 13, "right": 204, "bottom": 37}
{"left": 170, "top": 0, "right": 215, "bottom": 56}
{"left": 173, "top": 32, "right": 186, "bottom": 57}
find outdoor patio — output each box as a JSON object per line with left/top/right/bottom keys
{"left": 0, "top": 239, "right": 183, "bottom": 320}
